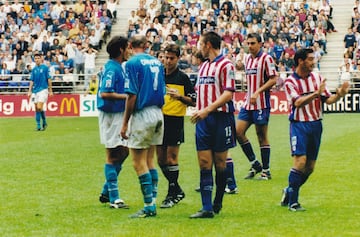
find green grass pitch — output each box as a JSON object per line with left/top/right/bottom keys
{"left": 0, "top": 114, "right": 359, "bottom": 237}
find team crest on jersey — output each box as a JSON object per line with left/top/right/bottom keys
{"left": 229, "top": 70, "right": 235, "bottom": 78}
{"left": 105, "top": 71, "right": 115, "bottom": 88}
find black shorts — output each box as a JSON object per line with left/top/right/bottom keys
{"left": 162, "top": 115, "right": 184, "bottom": 146}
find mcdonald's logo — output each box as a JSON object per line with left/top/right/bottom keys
{"left": 60, "top": 97, "right": 78, "bottom": 114}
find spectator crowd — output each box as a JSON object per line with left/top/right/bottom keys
{"left": 2, "top": 0, "right": 360, "bottom": 93}
{"left": 0, "top": 0, "right": 117, "bottom": 93}
{"left": 127, "top": 0, "right": 339, "bottom": 89}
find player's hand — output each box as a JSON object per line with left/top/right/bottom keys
{"left": 120, "top": 124, "right": 128, "bottom": 139}
{"left": 190, "top": 109, "right": 209, "bottom": 124}
{"left": 166, "top": 87, "right": 180, "bottom": 99}
{"left": 49, "top": 91, "right": 53, "bottom": 97}
{"left": 337, "top": 81, "right": 350, "bottom": 97}
{"left": 317, "top": 78, "right": 326, "bottom": 96}
{"left": 250, "top": 92, "right": 258, "bottom": 105}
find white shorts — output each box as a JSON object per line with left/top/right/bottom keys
{"left": 98, "top": 111, "right": 128, "bottom": 148}
{"left": 127, "top": 106, "right": 164, "bottom": 149}
{"left": 32, "top": 89, "right": 49, "bottom": 103}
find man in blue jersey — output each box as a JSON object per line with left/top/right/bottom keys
{"left": 27, "top": 53, "right": 53, "bottom": 131}
{"left": 97, "top": 36, "right": 130, "bottom": 209}
{"left": 120, "top": 35, "right": 166, "bottom": 218}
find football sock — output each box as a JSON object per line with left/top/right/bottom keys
{"left": 105, "top": 164, "right": 119, "bottom": 203}
{"left": 241, "top": 141, "right": 256, "bottom": 162}
{"left": 214, "top": 168, "right": 226, "bottom": 206}
{"left": 288, "top": 168, "right": 303, "bottom": 206}
{"left": 101, "top": 163, "right": 122, "bottom": 196}
{"left": 103, "top": 162, "right": 123, "bottom": 195}
{"left": 35, "top": 111, "right": 41, "bottom": 128}
{"left": 168, "top": 165, "right": 180, "bottom": 194}
{"left": 40, "top": 111, "right": 46, "bottom": 125}
{"left": 300, "top": 174, "right": 309, "bottom": 187}
{"left": 200, "top": 169, "right": 213, "bottom": 211}
{"left": 149, "top": 169, "right": 158, "bottom": 200}
{"left": 225, "top": 158, "right": 237, "bottom": 190}
{"left": 260, "top": 145, "right": 271, "bottom": 170}
{"left": 139, "top": 172, "right": 153, "bottom": 204}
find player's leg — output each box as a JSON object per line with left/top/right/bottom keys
{"left": 166, "top": 145, "right": 185, "bottom": 204}
{"left": 213, "top": 150, "right": 228, "bottom": 214}
{"left": 284, "top": 122, "right": 308, "bottom": 211}
{"left": 34, "top": 102, "right": 42, "bottom": 131}
{"left": 212, "top": 113, "right": 236, "bottom": 212}
{"left": 157, "top": 145, "right": 174, "bottom": 207}
{"left": 129, "top": 147, "right": 156, "bottom": 218}
{"left": 236, "top": 110, "right": 262, "bottom": 179}
{"left": 225, "top": 156, "right": 238, "bottom": 194}
{"left": 147, "top": 145, "right": 158, "bottom": 206}
{"left": 255, "top": 124, "right": 271, "bottom": 180}
{"left": 287, "top": 155, "right": 307, "bottom": 211}
{"left": 38, "top": 89, "right": 49, "bottom": 130}
{"left": 190, "top": 149, "right": 215, "bottom": 218}
{"left": 104, "top": 146, "right": 129, "bottom": 208}
{"left": 129, "top": 107, "right": 162, "bottom": 218}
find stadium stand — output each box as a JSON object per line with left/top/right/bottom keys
{"left": 0, "top": 0, "right": 359, "bottom": 94}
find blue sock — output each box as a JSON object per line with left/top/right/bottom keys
{"left": 35, "top": 111, "right": 41, "bottom": 129}
{"left": 226, "top": 158, "right": 237, "bottom": 190}
{"left": 241, "top": 141, "right": 256, "bottom": 162}
{"left": 40, "top": 111, "right": 46, "bottom": 125}
{"left": 101, "top": 163, "right": 122, "bottom": 196}
{"left": 214, "top": 168, "right": 226, "bottom": 206}
{"left": 139, "top": 172, "right": 153, "bottom": 204}
{"left": 288, "top": 168, "right": 303, "bottom": 206}
{"left": 149, "top": 169, "right": 158, "bottom": 199}
{"left": 105, "top": 164, "right": 119, "bottom": 203}
{"left": 200, "top": 169, "right": 213, "bottom": 211}
{"left": 260, "top": 145, "right": 271, "bottom": 170}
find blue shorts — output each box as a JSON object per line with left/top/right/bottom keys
{"left": 196, "top": 112, "right": 236, "bottom": 152}
{"left": 289, "top": 120, "right": 323, "bottom": 160}
{"left": 237, "top": 107, "right": 270, "bottom": 125}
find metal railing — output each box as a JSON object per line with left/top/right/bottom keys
{"left": 1, "top": 71, "right": 359, "bottom": 95}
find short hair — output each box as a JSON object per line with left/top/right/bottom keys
{"left": 106, "top": 36, "right": 128, "bottom": 59}
{"left": 33, "top": 53, "right": 42, "bottom": 58}
{"left": 294, "top": 48, "right": 313, "bottom": 67}
{"left": 247, "top": 33, "right": 262, "bottom": 43}
{"left": 201, "top": 31, "right": 221, "bottom": 50}
{"left": 194, "top": 50, "right": 206, "bottom": 62}
{"left": 164, "top": 44, "right": 180, "bottom": 57}
{"left": 130, "top": 35, "right": 147, "bottom": 49}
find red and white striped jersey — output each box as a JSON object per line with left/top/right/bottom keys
{"left": 196, "top": 55, "right": 236, "bottom": 113}
{"left": 243, "top": 51, "right": 277, "bottom": 110}
{"left": 284, "top": 72, "right": 332, "bottom": 122}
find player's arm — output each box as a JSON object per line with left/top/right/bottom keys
{"left": 250, "top": 75, "right": 277, "bottom": 105}
{"left": 100, "top": 92, "right": 127, "bottom": 100}
{"left": 48, "top": 78, "right": 53, "bottom": 96}
{"left": 190, "top": 90, "right": 233, "bottom": 123}
{"left": 120, "top": 93, "right": 136, "bottom": 139}
{"left": 325, "top": 81, "right": 350, "bottom": 104}
{"left": 167, "top": 87, "right": 196, "bottom": 106}
{"left": 293, "top": 79, "right": 327, "bottom": 108}
{"left": 27, "top": 81, "right": 33, "bottom": 98}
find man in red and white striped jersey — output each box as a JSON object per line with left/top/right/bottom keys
{"left": 281, "top": 48, "right": 349, "bottom": 212}
{"left": 190, "top": 31, "right": 236, "bottom": 218}
{"left": 236, "top": 33, "right": 278, "bottom": 180}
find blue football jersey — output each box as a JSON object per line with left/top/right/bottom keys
{"left": 97, "top": 59, "right": 126, "bottom": 113}
{"left": 30, "top": 64, "right": 51, "bottom": 93}
{"left": 125, "top": 53, "right": 165, "bottom": 111}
